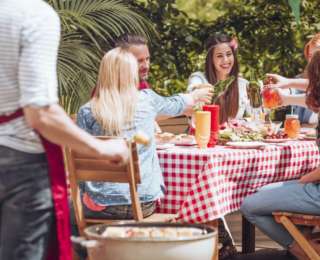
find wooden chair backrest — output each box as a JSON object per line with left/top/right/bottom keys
{"left": 158, "top": 115, "right": 189, "bottom": 134}
{"left": 65, "top": 137, "right": 143, "bottom": 236}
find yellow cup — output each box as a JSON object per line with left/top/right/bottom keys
{"left": 195, "top": 111, "right": 211, "bottom": 149}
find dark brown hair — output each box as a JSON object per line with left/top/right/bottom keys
{"left": 306, "top": 50, "right": 320, "bottom": 113}
{"left": 115, "top": 34, "right": 148, "bottom": 49}
{"left": 205, "top": 33, "right": 239, "bottom": 123}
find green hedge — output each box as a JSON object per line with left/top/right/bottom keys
{"left": 126, "top": 0, "right": 320, "bottom": 95}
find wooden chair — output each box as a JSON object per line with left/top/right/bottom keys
{"left": 65, "top": 137, "right": 175, "bottom": 237}
{"left": 158, "top": 115, "right": 189, "bottom": 134}
{"left": 70, "top": 114, "right": 77, "bottom": 122}
{"left": 273, "top": 212, "right": 320, "bottom": 260}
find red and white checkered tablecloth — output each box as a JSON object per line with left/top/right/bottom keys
{"left": 157, "top": 141, "right": 320, "bottom": 223}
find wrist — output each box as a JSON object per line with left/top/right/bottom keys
{"left": 190, "top": 91, "right": 197, "bottom": 102}
{"left": 88, "top": 138, "right": 105, "bottom": 158}
{"left": 182, "top": 93, "right": 195, "bottom": 106}
{"left": 285, "top": 78, "right": 294, "bottom": 89}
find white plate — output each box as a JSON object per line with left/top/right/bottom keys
{"left": 174, "top": 142, "right": 197, "bottom": 147}
{"left": 300, "top": 127, "right": 316, "bottom": 135}
{"left": 303, "top": 135, "right": 317, "bottom": 141}
{"left": 156, "top": 143, "right": 175, "bottom": 150}
{"left": 263, "top": 138, "right": 291, "bottom": 143}
{"left": 171, "top": 135, "right": 196, "bottom": 146}
{"left": 225, "top": 141, "right": 267, "bottom": 149}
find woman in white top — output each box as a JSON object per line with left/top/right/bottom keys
{"left": 188, "top": 33, "right": 252, "bottom": 123}
{"left": 188, "top": 33, "right": 252, "bottom": 259}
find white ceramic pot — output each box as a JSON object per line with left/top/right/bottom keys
{"left": 84, "top": 222, "right": 217, "bottom": 260}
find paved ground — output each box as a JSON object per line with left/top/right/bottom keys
{"left": 228, "top": 249, "right": 296, "bottom": 260}
{"left": 225, "top": 212, "right": 296, "bottom": 259}
{"left": 225, "top": 211, "right": 281, "bottom": 251}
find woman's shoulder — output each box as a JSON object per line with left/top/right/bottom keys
{"left": 189, "top": 71, "right": 206, "bottom": 81}
{"left": 139, "top": 88, "right": 157, "bottom": 99}
{"left": 78, "top": 102, "right": 93, "bottom": 117}
{"left": 187, "top": 71, "right": 207, "bottom": 92}
{"left": 237, "top": 77, "right": 249, "bottom": 91}
{"left": 137, "top": 89, "right": 157, "bottom": 106}
{"left": 238, "top": 77, "right": 249, "bottom": 85}
{"left": 190, "top": 71, "right": 205, "bottom": 77}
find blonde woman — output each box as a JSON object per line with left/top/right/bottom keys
{"left": 77, "top": 47, "right": 212, "bottom": 219}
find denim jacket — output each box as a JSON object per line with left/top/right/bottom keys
{"left": 77, "top": 89, "right": 189, "bottom": 205}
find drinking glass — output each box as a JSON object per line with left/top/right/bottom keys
{"left": 262, "top": 88, "right": 281, "bottom": 109}
{"left": 203, "top": 105, "right": 219, "bottom": 147}
{"left": 284, "top": 114, "right": 300, "bottom": 139}
{"left": 195, "top": 111, "right": 211, "bottom": 149}
{"left": 247, "top": 82, "right": 262, "bottom": 108}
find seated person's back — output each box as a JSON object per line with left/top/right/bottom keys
{"left": 76, "top": 47, "right": 209, "bottom": 219}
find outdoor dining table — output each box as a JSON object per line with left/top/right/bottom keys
{"left": 156, "top": 140, "right": 320, "bottom": 252}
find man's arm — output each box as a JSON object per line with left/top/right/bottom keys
{"left": 266, "top": 74, "right": 309, "bottom": 91}
{"left": 286, "top": 78, "right": 309, "bottom": 91}
{"left": 24, "top": 105, "right": 128, "bottom": 162}
{"left": 19, "top": 3, "right": 128, "bottom": 163}
{"left": 279, "top": 92, "right": 308, "bottom": 108}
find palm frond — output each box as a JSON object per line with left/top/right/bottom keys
{"left": 45, "top": 0, "right": 155, "bottom": 113}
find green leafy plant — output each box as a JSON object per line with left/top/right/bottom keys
{"left": 125, "top": 0, "right": 314, "bottom": 97}
{"left": 288, "top": 0, "right": 301, "bottom": 24}
{"left": 211, "top": 76, "right": 235, "bottom": 104}
{"left": 46, "top": 0, "right": 155, "bottom": 113}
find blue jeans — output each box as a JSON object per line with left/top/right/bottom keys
{"left": 241, "top": 180, "right": 320, "bottom": 248}
{"left": 0, "top": 146, "right": 54, "bottom": 260}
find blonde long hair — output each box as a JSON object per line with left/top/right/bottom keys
{"left": 91, "top": 47, "right": 139, "bottom": 135}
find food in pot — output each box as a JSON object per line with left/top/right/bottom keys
{"left": 101, "top": 227, "right": 207, "bottom": 240}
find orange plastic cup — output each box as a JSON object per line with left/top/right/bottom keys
{"left": 284, "top": 114, "right": 300, "bottom": 139}
{"left": 195, "top": 111, "right": 211, "bottom": 149}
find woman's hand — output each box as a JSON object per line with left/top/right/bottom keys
{"left": 191, "top": 87, "right": 213, "bottom": 103}
{"left": 190, "top": 83, "right": 212, "bottom": 91}
{"left": 299, "top": 167, "right": 320, "bottom": 184}
{"left": 265, "top": 74, "right": 291, "bottom": 89}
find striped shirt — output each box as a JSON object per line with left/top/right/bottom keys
{"left": 0, "top": 0, "right": 60, "bottom": 153}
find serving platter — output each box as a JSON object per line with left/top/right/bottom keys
{"left": 156, "top": 143, "right": 175, "bottom": 150}
{"left": 262, "top": 138, "right": 291, "bottom": 143}
{"left": 225, "top": 141, "right": 266, "bottom": 149}
{"left": 170, "top": 134, "right": 196, "bottom": 146}
{"left": 303, "top": 135, "right": 317, "bottom": 141}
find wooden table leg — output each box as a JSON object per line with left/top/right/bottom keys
{"left": 242, "top": 216, "right": 255, "bottom": 253}
{"left": 206, "top": 219, "right": 219, "bottom": 260}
